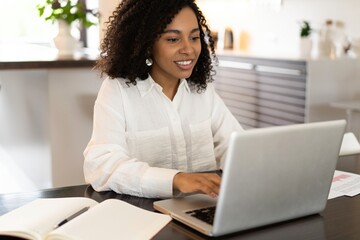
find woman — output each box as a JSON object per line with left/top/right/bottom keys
{"left": 84, "top": 0, "right": 243, "bottom": 198}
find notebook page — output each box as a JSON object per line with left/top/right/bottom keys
{"left": 47, "top": 199, "right": 172, "bottom": 240}
{"left": 0, "top": 197, "right": 98, "bottom": 240}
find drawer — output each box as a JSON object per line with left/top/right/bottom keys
{"left": 217, "top": 91, "right": 258, "bottom": 105}
{"left": 257, "top": 98, "right": 305, "bottom": 115}
{"left": 215, "top": 83, "right": 257, "bottom": 97}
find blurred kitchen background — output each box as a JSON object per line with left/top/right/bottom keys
{"left": 1, "top": 0, "right": 360, "bottom": 193}
{"left": 2, "top": 0, "right": 360, "bottom": 58}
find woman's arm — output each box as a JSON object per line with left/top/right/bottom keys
{"left": 83, "top": 78, "right": 179, "bottom": 198}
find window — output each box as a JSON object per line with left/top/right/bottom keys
{"left": 0, "top": 0, "right": 99, "bottom": 50}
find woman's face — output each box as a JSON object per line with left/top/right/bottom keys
{"left": 150, "top": 7, "right": 201, "bottom": 84}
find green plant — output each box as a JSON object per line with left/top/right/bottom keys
{"left": 300, "top": 20, "right": 312, "bottom": 38}
{"left": 36, "top": 0, "right": 98, "bottom": 27}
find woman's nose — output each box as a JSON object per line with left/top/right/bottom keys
{"left": 179, "top": 40, "right": 194, "bottom": 54}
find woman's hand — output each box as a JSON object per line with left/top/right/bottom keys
{"left": 173, "top": 172, "right": 221, "bottom": 198}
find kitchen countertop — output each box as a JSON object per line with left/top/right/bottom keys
{"left": 216, "top": 49, "right": 360, "bottom": 63}
{"left": 215, "top": 49, "right": 307, "bottom": 62}
{"left": 0, "top": 43, "right": 97, "bottom": 70}
{"left": 1, "top": 43, "right": 357, "bottom": 70}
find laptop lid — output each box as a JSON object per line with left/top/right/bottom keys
{"left": 153, "top": 120, "right": 346, "bottom": 237}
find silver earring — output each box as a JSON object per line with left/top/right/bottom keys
{"left": 145, "top": 58, "right": 153, "bottom": 66}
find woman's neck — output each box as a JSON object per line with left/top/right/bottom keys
{"left": 150, "top": 74, "right": 181, "bottom": 101}
{"left": 162, "top": 79, "right": 180, "bottom": 100}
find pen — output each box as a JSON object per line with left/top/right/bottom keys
{"left": 54, "top": 206, "right": 90, "bottom": 229}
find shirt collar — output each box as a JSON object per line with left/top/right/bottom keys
{"left": 136, "top": 75, "right": 190, "bottom": 97}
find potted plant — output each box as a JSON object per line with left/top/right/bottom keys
{"left": 300, "top": 21, "right": 312, "bottom": 38}
{"left": 36, "top": 0, "right": 98, "bottom": 56}
{"left": 37, "top": 0, "right": 97, "bottom": 27}
{"left": 299, "top": 20, "right": 313, "bottom": 58}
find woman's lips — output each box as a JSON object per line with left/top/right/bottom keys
{"left": 175, "top": 60, "right": 193, "bottom": 70}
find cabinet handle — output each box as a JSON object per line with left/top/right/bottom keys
{"left": 219, "top": 60, "right": 254, "bottom": 70}
{"left": 255, "top": 65, "right": 302, "bottom": 76}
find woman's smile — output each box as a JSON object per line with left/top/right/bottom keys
{"left": 175, "top": 59, "right": 194, "bottom": 70}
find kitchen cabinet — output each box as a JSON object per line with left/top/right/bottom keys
{"left": 0, "top": 58, "right": 101, "bottom": 191}
{"left": 214, "top": 55, "right": 306, "bottom": 129}
{"left": 214, "top": 54, "right": 360, "bottom": 135}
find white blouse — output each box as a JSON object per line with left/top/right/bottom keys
{"left": 83, "top": 75, "right": 243, "bottom": 198}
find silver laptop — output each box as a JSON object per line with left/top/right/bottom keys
{"left": 153, "top": 120, "right": 346, "bottom": 237}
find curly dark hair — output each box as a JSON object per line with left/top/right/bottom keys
{"left": 96, "top": 0, "right": 217, "bottom": 92}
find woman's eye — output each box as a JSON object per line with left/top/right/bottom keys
{"left": 167, "top": 38, "right": 179, "bottom": 43}
{"left": 190, "top": 36, "right": 200, "bottom": 41}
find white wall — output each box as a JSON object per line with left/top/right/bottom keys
{"left": 196, "top": 0, "right": 360, "bottom": 56}
{"left": 99, "top": 0, "right": 360, "bottom": 57}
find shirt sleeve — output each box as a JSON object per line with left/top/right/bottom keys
{"left": 208, "top": 84, "right": 244, "bottom": 169}
{"left": 83, "top": 78, "right": 179, "bottom": 198}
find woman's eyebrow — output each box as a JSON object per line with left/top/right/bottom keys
{"left": 163, "top": 28, "right": 200, "bottom": 34}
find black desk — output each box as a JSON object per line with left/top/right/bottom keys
{"left": 1, "top": 155, "right": 360, "bottom": 240}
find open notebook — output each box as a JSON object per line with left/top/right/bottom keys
{"left": 154, "top": 120, "right": 346, "bottom": 237}
{"left": 0, "top": 198, "right": 171, "bottom": 240}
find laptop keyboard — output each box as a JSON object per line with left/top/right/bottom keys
{"left": 185, "top": 206, "right": 216, "bottom": 225}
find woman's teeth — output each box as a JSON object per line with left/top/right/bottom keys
{"left": 176, "top": 60, "right": 192, "bottom": 65}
